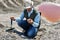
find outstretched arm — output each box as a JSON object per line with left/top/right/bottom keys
{"left": 15, "top": 12, "right": 24, "bottom": 22}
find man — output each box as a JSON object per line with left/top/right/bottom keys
{"left": 10, "top": 0, "right": 40, "bottom": 38}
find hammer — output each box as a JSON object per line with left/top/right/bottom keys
{"left": 6, "top": 19, "right": 14, "bottom": 32}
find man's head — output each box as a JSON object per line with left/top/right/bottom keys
{"left": 26, "top": 7, "right": 32, "bottom": 12}
{"left": 24, "top": 0, "right": 33, "bottom": 12}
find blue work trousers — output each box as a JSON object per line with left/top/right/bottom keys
{"left": 17, "top": 20, "right": 37, "bottom": 38}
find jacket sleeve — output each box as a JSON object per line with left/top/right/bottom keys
{"left": 15, "top": 12, "right": 24, "bottom": 22}
{"left": 32, "top": 12, "right": 40, "bottom": 27}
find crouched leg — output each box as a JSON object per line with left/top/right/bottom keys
{"left": 27, "top": 26, "right": 37, "bottom": 38}
{"left": 17, "top": 20, "right": 29, "bottom": 30}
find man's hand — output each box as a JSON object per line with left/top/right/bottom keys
{"left": 27, "top": 19, "right": 33, "bottom": 24}
{"left": 10, "top": 16, "right": 15, "bottom": 21}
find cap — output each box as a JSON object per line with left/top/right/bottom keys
{"left": 24, "top": 0, "right": 33, "bottom": 8}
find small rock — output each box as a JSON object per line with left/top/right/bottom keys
{"left": 39, "top": 28, "right": 46, "bottom": 31}
{"left": 0, "top": 24, "right": 4, "bottom": 28}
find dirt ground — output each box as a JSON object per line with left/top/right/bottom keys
{"left": 0, "top": 10, "right": 60, "bottom": 40}
{"left": 0, "top": 0, "right": 60, "bottom": 40}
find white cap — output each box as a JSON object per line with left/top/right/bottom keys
{"left": 25, "top": 0, "right": 33, "bottom": 5}
{"left": 24, "top": 0, "right": 33, "bottom": 8}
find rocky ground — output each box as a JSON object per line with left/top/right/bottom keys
{"left": 0, "top": 10, "right": 60, "bottom": 40}
{"left": 0, "top": 0, "right": 60, "bottom": 40}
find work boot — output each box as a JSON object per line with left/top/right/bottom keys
{"left": 22, "top": 30, "right": 25, "bottom": 32}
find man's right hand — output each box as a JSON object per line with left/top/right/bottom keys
{"left": 10, "top": 16, "right": 15, "bottom": 21}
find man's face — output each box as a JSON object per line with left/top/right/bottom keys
{"left": 27, "top": 8, "right": 32, "bottom": 12}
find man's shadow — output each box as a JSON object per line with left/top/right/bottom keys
{"left": 6, "top": 29, "right": 36, "bottom": 39}
{"left": 6, "top": 28, "right": 23, "bottom": 35}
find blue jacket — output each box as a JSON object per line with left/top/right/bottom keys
{"left": 16, "top": 8, "right": 40, "bottom": 27}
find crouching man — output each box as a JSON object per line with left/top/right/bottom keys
{"left": 10, "top": 0, "right": 40, "bottom": 38}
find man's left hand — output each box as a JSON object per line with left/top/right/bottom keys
{"left": 27, "top": 19, "right": 33, "bottom": 24}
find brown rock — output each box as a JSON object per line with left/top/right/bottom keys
{"left": 0, "top": 24, "right": 4, "bottom": 28}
